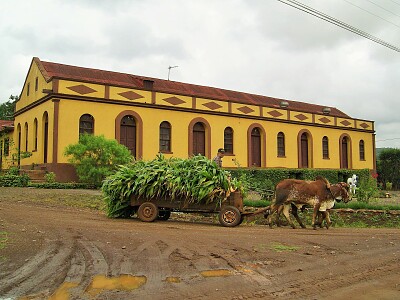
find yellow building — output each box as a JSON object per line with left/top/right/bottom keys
{"left": 0, "top": 57, "right": 375, "bottom": 181}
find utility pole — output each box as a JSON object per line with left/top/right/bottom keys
{"left": 168, "top": 65, "right": 178, "bottom": 80}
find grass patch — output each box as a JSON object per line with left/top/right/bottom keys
{"left": 270, "top": 242, "right": 300, "bottom": 252}
{"left": 0, "top": 231, "right": 8, "bottom": 250}
{"left": 243, "top": 199, "right": 270, "bottom": 208}
{"left": 335, "top": 201, "right": 400, "bottom": 211}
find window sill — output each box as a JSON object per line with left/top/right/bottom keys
{"left": 159, "top": 151, "right": 173, "bottom": 154}
{"left": 277, "top": 155, "right": 286, "bottom": 158}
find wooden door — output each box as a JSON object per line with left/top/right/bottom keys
{"left": 341, "top": 137, "right": 348, "bottom": 169}
{"left": 120, "top": 116, "right": 136, "bottom": 157}
{"left": 251, "top": 128, "right": 261, "bottom": 167}
{"left": 193, "top": 122, "right": 205, "bottom": 156}
{"left": 301, "top": 133, "right": 309, "bottom": 168}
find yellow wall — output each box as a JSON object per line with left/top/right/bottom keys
{"left": 13, "top": 100, "right": 54, "bottom": 166}
{"left": 10, "top": 60, "right": 375, "bottom": 173}
{"left": 0, "top": 131, "right": 13, "bottom": 169}
{"left": 16, "top": 62, "right": 51, "bottom": 111}
{"left": 49, "top": 98, "right": 374, "bottom": 171}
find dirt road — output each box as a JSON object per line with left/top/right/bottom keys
{"left": 0, "top": 190, "right": 399, "bottom": 299}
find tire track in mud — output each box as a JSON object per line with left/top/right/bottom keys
{"left": 260, "top": 247, "right": 400, "bottom": 299}
{"left": 269, "top": 257, "right": 400, "bottom": 299}
{"left": 0, "top": 239, "right": 73, "bottom": 298}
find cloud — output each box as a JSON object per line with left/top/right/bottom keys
{"left": 0, "top": 0, "right": 399, "bottom": 147}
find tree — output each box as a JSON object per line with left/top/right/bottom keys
{"left": 0, "top": 95, "right": 18, "bottom": 120}
{"left": 377, "top": 148, "right": 400, "bottom": 190}
{"left": 64, "top": 134, "right": 133, "bottom": 186}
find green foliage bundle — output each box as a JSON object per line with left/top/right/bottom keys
{"left": 102, "top": 154, "right": 240, "bottom": 218}
{"left": 64, "top": 134, "right": 133, "bottom": 186}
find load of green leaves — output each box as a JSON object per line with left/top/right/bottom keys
{"left": 102, "top": 154, "right": 241, "bottom": 218}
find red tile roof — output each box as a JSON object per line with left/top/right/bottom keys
{"left": 36, "top": 57, "right": 350, "bottom": 118}
{"left": 0, "top": 120, "right": 14, "bottom": 131}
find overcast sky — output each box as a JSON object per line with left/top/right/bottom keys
{"left": 1, "top": 0, "right": 399, "bottom": 148}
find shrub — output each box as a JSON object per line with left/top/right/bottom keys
{"left": 64, "top": 134, "right": 133, "bottom": 186}
{"left": 45, "top": 172, "right": 56, "bottom": 183}
{"left": 229, "top": 168, "right": 371, "bottom": 194}
{"left": 0, "top": 174, "right": 30, "bottom": 187}
{"left": 7, "top": 167, "right": 20, "bottom": 176}
{"left": 356, "top": 175, "right": 379, "bottom": 203}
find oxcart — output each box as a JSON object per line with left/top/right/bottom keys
{"left": 130, "top": 191, "right": 268, "bottom": 227}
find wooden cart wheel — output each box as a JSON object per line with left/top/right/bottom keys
{"left": 218, "top": 206, "right": 241, "bottom": 227}
{"left": 157, "top": 209, "right": 171, "bottom": 221}
{"left": 137, "top": 202, "right": 159, "bottom": 222}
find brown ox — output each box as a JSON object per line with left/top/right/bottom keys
{"left": 266, "top": 177, "right": 350, "bottom": 229}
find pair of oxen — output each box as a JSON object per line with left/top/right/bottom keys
{"left": 264, "top": 176, "right": 352, "bottom": 230}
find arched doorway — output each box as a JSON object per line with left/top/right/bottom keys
{"left": 250, "top": 127, "right": 261, "bottom": 167}
{"left": 341, "top": 136, "right": 350, "bottom": 169}
{"left": 300, "top": 132, "right": 309, "bottom": 168}
{"left": 120, "top": 115, "right": 136, "bottom": 157}
{"left": 192, "top": 122, "right": 205, "bottom": 156}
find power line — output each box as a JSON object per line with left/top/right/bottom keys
{"left": 344, "top": 0, "right": 400, "bottom": 28}
{"left": 376, "top": 138, "right": 400, "bottom": 142}
{"left": 277, "top": 0, "right": 400, "bottom": 52}
{"left": 365, "top": 0, "right": 400, "bottom": 19}
{"left": 389, "top": 0, "right": 400, "bottom": 7}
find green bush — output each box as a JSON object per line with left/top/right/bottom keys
{"left": 45, "top": 172, "right": 56, "bottom": 183}
{"left": 0, "top": 174, "right": 30, "bottom": 187}
{"left": 229, "top": 168, "right": 371, "bottom": 192}
{"left": 6, "top": 167, "right": 20, "bottom": 176}
{"left": 64, "top": 134, "right": 133, "bottom": 186}
{"left": 356, "top": 175, "right": 379, "bottom": 203}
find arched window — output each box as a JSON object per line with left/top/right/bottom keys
{"left": 224, "top": 127, "right": 233, "bottom": 154}
{"left": 277, "top": 132, "right": 285, "bottom": 157}
{"left": 359, "top": 140, "right": 365, "bottom": 160}
{"left": 4, "top": 138, "right": 10, "bottom": 156}
{"left": 159, "top": 121, "right": 171, "bottom": 152}
{"left": 322, "top": 136, "right": 329, "bottom": 159}
{"left": 79, "top": 114, "right": 94, "bottom": 135}
{"left": 33, "top": 118, "right": 38, "bottom": 151}
{"left": 24, "top": 122, "right": 29, "bottom": 151}
{"left": 43, "top": 112, "right": 49, "bottom": 163}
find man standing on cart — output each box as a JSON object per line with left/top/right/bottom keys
{"left": 212, "top": 148, "right": 225, "bottom": 167}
